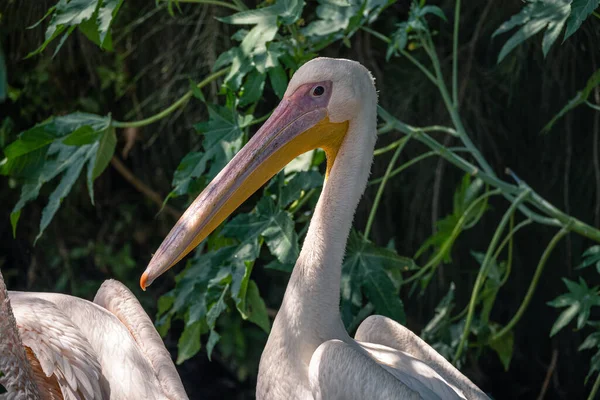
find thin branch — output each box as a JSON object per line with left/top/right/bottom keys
{"left": 454, "top": 190, "right": 531, "bottom": 364}
{"left": 537, "top": 349, "right": 559, "bottom": 400}
{"left": 491, "top": 226, "right": 570, "bottom": 342}
{"left": 452, "top": 0, "right": 461, "bottom": 106}
{"left": 112, "top": 68, "right": 229, "bottom": 128}
{"left": 110, "top": 157, "right": 182, "bottom": 220}
{"left": 365, "top": 134, "right": 412, "bottom": 239}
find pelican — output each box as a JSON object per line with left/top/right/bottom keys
{"left": 0, "top": 270, "right": 188, "bottom": 399}
{"left": 141, "top": 58, "right": 489, "bottom": 399}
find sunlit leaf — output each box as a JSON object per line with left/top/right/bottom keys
{"left": 28, "top": 0, "right": 122, "bottom": 57}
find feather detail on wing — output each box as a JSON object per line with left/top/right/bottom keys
{"left": 93, "top": 280, "right": 188, "bottom": 400}
{"left": 0, "top": 271, "right": 42, "bottom": 399}
{"left": 355, "top": 315, "right": 489, "bottom": 400}
{"left": 308, "top": 339, "right": 423, "bottom": 400}
{"left": 9, "top": 295, "right": 106, "bottom": 400}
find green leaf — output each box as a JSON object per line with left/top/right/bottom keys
{"left": 177, "top": 320, "right": 202, "bottom": 364}
{"left": 246, "top": 280, "right": 271, "bottom": 333}
{"left": 268, "top": 64, "right": 288, "bottom": 99}
{"left": 548, "top": 278, "right": 600, "bottom": 336}
{"left": 219, "top": 0, "right": 304, "bottom": 26}
{"left": 542, "top": 69, "right": 600, "bottom": 133}
{"left": 171, "top": 104, "right": 246, "bottom": 197}
{"left": 224, "top": 197, "right": 300, "bottom": 264}
{"left": 239, "top": 70, "right": 266, "bottom": 107}
{"left": 579, "top": 331, "right": 600, "bottom": 351}
{"left": 422, "top": 283, "right": 456, "bottom": 340}
{"left": 28, "top": 0, "right": 123, "bottom": 56}
{"left": 493, "top": 0, "right": 571, "bottom": 63}
{"left": 577, "top": 245, "right": 600, "bottom": 274}
{"left": 341, "top": 230, "right": 413, "bottom": 327}
{"left": 564, "top": 0, "right": 600, "bottom": 39}
{"left": 206, "top": 329, "right": 221, "bottom": 361}
{"left": 280, "top": 171, "right": 323, "bottom": 208}
{"left": 3, "top": 113, "right": 115, "bottom": 239}
{"left": 97, "top": 0, "right": 124, "bottom": 45}
{"left": 489, "top": 329, "right": 514, "bottom": 371}
{"left": 207, "top": 283, "right": 230, "bottom": 329}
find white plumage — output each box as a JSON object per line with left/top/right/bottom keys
{"left": 0, "top": 272, "right": 187, "bottom": 400}
{"left": 141, "top": 57, "right": 491, "bottom": 399}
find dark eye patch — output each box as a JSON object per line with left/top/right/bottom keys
{"left": 312, "top": 86, "right": 325, "bottom": 96}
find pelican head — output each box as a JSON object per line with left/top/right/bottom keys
{"left": 141, "top": 57, "right": 377, "bottom": 289}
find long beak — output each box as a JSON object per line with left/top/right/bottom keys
{"left": 141, "top": 97, "right": 349, "bottom": 289}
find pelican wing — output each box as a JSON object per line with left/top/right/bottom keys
{"left": 9, "top": 294, "right": 105, "bottom": 400}
{"left": 94, "top": 280, "right": 188, "bottom": 400}
{"left": 308, "top": 339, "right": 457, "bottom": 400}
{"left": 355, "top": 315, "right": 489, "bottom": 400}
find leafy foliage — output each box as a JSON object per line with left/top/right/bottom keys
{"left": 493, "top": 0, "right": 571, "bottom": 62}
{"left": 493, "top": 0, "right": 600, "bottom": 63}
{"left": 415, "top": 174, "right": 488, "bottom": 265}
{"left": 548, "top": 277, "right": 600, "bottom": 336}
{"left": 5, "top": 0, "right": 600, "bottom": 396}
{"left": 341, "top": 230, "right": 414, "bottom": 326}
{"left": 577, "top": 245, "right": 600, "bottom": 274}
{"left": 1, "top": 113, "right": 116, "bottom": 240}
{"left": 28, "top": 0, "right": 123, "bottom": 57}
{"left": 385, "top": 3, "right": 446, "bottom": 60}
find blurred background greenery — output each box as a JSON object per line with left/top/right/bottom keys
{"left": 1, "top": 0, "right": 600, "bottom": 398}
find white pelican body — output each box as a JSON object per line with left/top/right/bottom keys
{"left": 142, "top": 58, "right": 489, "bottom": 399}
{"left": 0, "top": 272, "right": 188, "bottom": 400}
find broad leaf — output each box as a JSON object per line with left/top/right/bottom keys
{"left": 564, "top": 0, "right": 600, "bottom": 39}
{"left": 341, "top": 230, "right": 414, "bottom": 327}
{"left": 489, "top": 328, "right": 514, "bottom": 371}
{"left": 576, "top": 245, "right": 600, "bottom": 274}
{"left": 224, "top": 197, "right": 300, "bottom": 265}
{"left": 28, "top": 0, "right": 123, "bottom": 57}
{"left": 2, "top": 112, "right": 116, "bottom": 240}
{"left": 493, "top": 0, "right": 571, "bottom": 63}
{"left": 548, "top": 277, "right": 600, "bottom": 336}
{"left": 177, "top": 320, "right": 202, "bottom": 364}
{"left": 246, "top": 280, "right": 271, "bottom": 333}
{"left": 279, "top": 171, "right": 323, "bottom": 208}
{"left": 170, "top": 104, "right": 248, "bottom": 197}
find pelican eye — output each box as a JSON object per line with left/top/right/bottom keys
{"left": 312, "top": 85, "right": 325, "bottom": 97}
